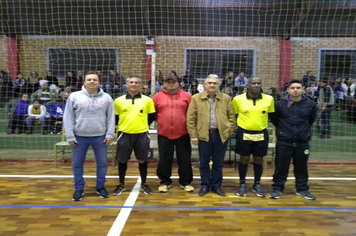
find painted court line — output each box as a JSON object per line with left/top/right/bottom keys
{"left": 0, "top": 205, "right": 355, "bottom": 211}
{"left": 0, "top": 175, "right": 356, "bottom": 181}
{"left": 107, "top": 178, "right": 141, "bottom": 236}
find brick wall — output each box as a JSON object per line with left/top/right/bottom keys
{"left": 291, "top": 38, "right": 356, "bottom": 81}
{"left": 0, "top": 36, "right": 8, "bottom": 72}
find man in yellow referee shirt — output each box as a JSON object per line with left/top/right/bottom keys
{"left": 113, "top": 76, "right": 156, "bottom": 195}
{"left": 232, "top": 77, "right": 274, "bottom": 197}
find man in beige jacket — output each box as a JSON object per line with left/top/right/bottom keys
{"left": 187, "top": 74, "right": 235, "bottom": 197}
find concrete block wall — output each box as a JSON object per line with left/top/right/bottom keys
{"left": 0, "top": 36, "right": 8, "bottom": 72}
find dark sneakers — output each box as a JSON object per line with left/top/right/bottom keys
{"left": 270, "top": 189, "right": 282, "bottom": 199}
{"left": 72, "top": 190, "right": 84, "bottom": 201}
{"left": 96, "top": 187, "right": 109, "bottom": 198}
{"left": 296, "top": 190, "right": 316, "bottom": 200}
{"left": 113, "top": 184, "right": 126, "bottom": 195}
{"left": 236, "top": 184, "right": 247, "bottom": 197}
{"left": 140, "top": 184, "right": 153, "bottom": 195}
{"left": 252, "top": 184, "right": 266, "bottom": 197}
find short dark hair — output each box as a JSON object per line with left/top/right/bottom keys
{"left": 288, "top": 79, "right": 302, "bottom": 88}
{"left": 320, "top": 77, "right": 328, "bottom": 83}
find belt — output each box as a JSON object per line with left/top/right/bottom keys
{"left": 209, "top": 128, "right": 218, "bottom": 133}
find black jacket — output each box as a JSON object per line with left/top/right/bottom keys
{"left": 270, "top": 95, "right": 317, "bottom": 145}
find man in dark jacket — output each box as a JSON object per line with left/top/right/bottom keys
{"left": 270, "top": 79, "right": 317, "bottom": 200}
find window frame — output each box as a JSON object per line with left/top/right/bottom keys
{"left": 46, "top": 47, "right": 120, "bottom": 80}
{"left": 184, "top": 48, "right": 257, "bottom": 81}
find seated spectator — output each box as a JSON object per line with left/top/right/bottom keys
{"left": 8, "top": 94, "right": 30, "bottom": 134}
{"left": 222, "top": 87, "right": 234, "bottom": 100}
{"left": 65, "top": 70, "right": 78, "bottom": 92}
{"left": 31, "top": 82, "right": 59, "bottom": 111}
{"left": 76, "top": 70, "right": 84, "bottom": 89}
{"left": 268, "top": 87, "right": 281, "bottom": 100}
{"left": 156, "top": 70, "right": 164, "bottom": 86}
{"left": 341, "top": 77, "right": 355, "bottom": 105}
{"left": 142, "top": 85, "right": 151, "bottom": 97}
{"left": 301, "top": 71, "right": 316, "bottom": 87}
{"left": 60, "top": 86, "right": 72, "bottom": 100}
{"left": 13, "top": 73, "right": 27, "bottom": 97}
{"left": 26, "top": 71, "right": 41, "bottom": 94}
{"left": 96, "top": 70, "right": 103, "bottom": 85}
{"left": 26, "top": 99, "right": 49, "bottom": 134}
{"left": 147, "top": 79, "right": 160, "bottom": 94}
{"left": 0, "top": 70, "right": 12, "bottom": 101}
{"left": 188, "top": 78, "right": 200, "bottom": 95}
{"left": 49, "top": 97, "right": 66, "bottom": 135}
{"left": 304, "top": 86, "right": 319, "bottom": 102}
{"left": 101, "top": 70, "right": 126, "bottom": 97}
{"left": 333, "top": 77, "right": 344, "bottom": 110}
{"left": 221, "top": 71, "right": 234, "bottom": 90}
{"left": 346, "top": 95, "right": 356, "bottom": 123}
{"left": 182, "top": 70, "right": 194, "bottom": 91}
{"left": 44, "top": 70, "right": 59, "bottom": 90}
{"left": 234, "top": 72, "right": 248, "bottom": 92}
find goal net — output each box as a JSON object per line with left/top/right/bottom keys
{"left": 0, "top": 0, "right": 355, "bottom": 162}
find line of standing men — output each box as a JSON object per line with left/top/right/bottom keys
{"left": 64, "top": 72, "right": 317, "bottom": 201}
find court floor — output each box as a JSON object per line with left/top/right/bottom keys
{"left": 1, "top": 162, "right": 356, "bottom": 236}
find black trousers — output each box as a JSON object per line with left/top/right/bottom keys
{"left": 156, "top": 133, "right": 193, "bottom": 186}
{"left": 272, "top": 142, "right": 310, "bottom": 192}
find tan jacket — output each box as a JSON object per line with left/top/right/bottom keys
{"left": 187, "top": 92, "right": 235, "bottom": 143}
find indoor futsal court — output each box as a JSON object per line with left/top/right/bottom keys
{"left": 2, "top": 0, "right": 356, "bottom": 235}
{"left": 1, "top": 162, "right": 356, "bottom": 235}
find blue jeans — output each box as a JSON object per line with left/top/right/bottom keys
{"left": 72, "top": 135, "right": 108, "bottom": 190}
{"left": 319, "top": 108, "right": 332, "bottom": 136}
{"left": 198, "top": 132, "right": 228, "bottom": 190}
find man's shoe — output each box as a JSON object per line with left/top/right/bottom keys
{"left": 42, "top": 131, "right": 48, "bottom": 135}
{"left": 7, "top": 129, "right": 13, "bottom": 134}
{"left": 252, "top": 184, "right": 266, "bottom": 197}
{"left": 96, "top": 187, "right": 109, "bottom": 198}
{"left": 296, "top": 190, "right": 316, "bottom": 200}
{"left": 72, "top": 190, "right": 84, "bottom": 201}
{"left": 158, "top": 184, "right": 171, "bottom": 193}
{"left": 198, "top": 187, "right": 209, "bottom": 196}
{"left": 180, "top": 184, "right": 194, "bottom": 192}
{"left": 140, "top": 184, "right": 153, "bottom": 195}
{"left": 270, "top": 189, "right": 282, "bottom": 199}
{"left": 236, "top": 184, "right": 247, "bottom": 197}
{"left": 212, "top": 188, "right": 226, "bottom": 197}
{"left": 113, "top": 184, "right": 126, "bottom": 195}
{"left": 14, "top": 128, "right": 20, "bottom": 134}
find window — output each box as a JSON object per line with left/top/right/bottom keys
{"left": 47, "top": 47, "right": 119, "bottom": 79}
{"left": 184, "top": 48, "right": 256, "bottom": 80}
{"left": 319, "top": 49, "right": 356, "bottom": 79}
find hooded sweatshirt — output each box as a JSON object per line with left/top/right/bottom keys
{"left": 63, "top": 86, "right": 115, "bottom": 142}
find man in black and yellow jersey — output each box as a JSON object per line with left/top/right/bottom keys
{"left": 113, "top": 76, "right": 156, "bottom": 195}
{"left": 232, "top": 77, "right": 274, "bottom": 198}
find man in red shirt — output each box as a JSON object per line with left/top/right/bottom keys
{"left": 153, "top": 75, "right": 194, "bottom": 193}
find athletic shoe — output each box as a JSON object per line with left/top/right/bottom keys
{"left": 158, "top": 184, "right": 171, "bottom": 193}
{"left": 180, "top": 184, "right": 194, "bottom": 192}
{"left": 296, "top": 190, "right": 316, "bottom": 200}
{"left": 252, "top": 184, "right": 266, "bottom": 197}
{"left": 270, "top": 189, "right": 282, "bottom": 199}
{"left": 96, "top": 187, "right": 109, "bottom": 198}
{"left": 236, "top": 184, "right": 247, "bottom": 197}
{"left": 113, "top": 184, "right": 126, "bottom": 195}
{"left": 72, "top": 190, "right": 84, "bottom": 201}
{"left": 140, "top": 184, "right": 153, "bottom": 195}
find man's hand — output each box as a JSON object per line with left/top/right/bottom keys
{"left": 104, "top": 138, "right": 112, "bottom": 146}
{"left": 191, "top": 138, "right": 199, "bottom": 146}
{"left": 68, "top": 141, "right": 76, "bottom": 147}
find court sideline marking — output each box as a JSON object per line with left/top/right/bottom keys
{"left": 107, "top": 178, "right": 141, "bottom": 236}
{"left": 0, "top": 175, "right": 356, "bottom": 181}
